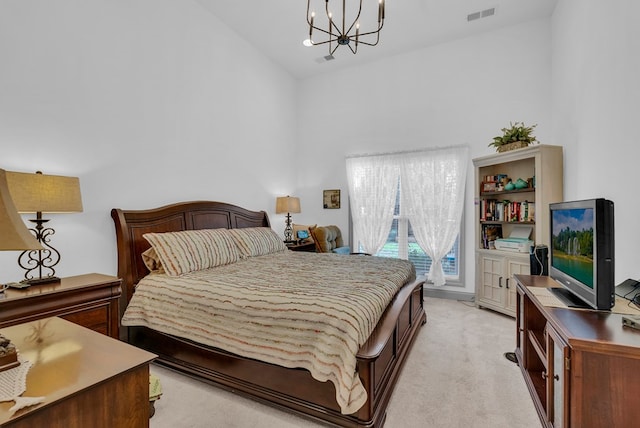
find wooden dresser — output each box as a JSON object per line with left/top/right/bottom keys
{"left": 0, "top": 273, "right": 121, "bottom": 338}
{"left": 514, "top": 274, "right": 640, "bottom": 427}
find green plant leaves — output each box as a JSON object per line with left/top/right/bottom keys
{"left": 488, "top": 121, "right": 538, "bottom": 148}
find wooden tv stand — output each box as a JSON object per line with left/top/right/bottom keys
{"left": 514, "top": 274, "right": 640, "bottom": 427}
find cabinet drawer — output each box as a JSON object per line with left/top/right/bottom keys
{"left": 61, "top": 306, "right": 108, "bottom": 331}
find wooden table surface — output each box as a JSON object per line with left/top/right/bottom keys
{"left": 0, "top": 317, "right": 156, "bottom": 427}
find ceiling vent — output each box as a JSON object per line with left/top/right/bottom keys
{"left": 467, "top": 7, "right": 496, "bottom": 22}
{"left": 482, "top": 8, "right": 495, "bottom": 18}
{"left": 467, "top": 11, "right": 481, "bottom": 21}
{"left": 315, "top": 55, "right": 336, "bottom": 64}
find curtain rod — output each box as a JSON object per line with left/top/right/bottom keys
{"left": 345, "top": 144, "right": 468, "bottom": 160}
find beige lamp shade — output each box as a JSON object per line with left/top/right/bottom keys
{"left": 0, "top": 169, "right": 43, "bottom": 250}
{"left": 275, "top": 196, "right": 301, "bottom": 214}
{"left": 6, "top": 171, "right": 83, "bottom": 213}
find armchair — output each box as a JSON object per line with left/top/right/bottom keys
{"left": 309, "top": 225, "right": 351, "bottom": 254}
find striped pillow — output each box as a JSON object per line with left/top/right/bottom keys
{"left": 141, "top": 247, "right": 165, "bottom": 273}
{"left": 227, "top": 227, "right": 287, "bottom": 258}
{"left": 143, "top": 229, "right": 240, "bottom": 276}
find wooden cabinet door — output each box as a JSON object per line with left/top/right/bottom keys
{"left": 516, "top": 287, "right": 525, "bottom": 360}
{"left": 547, "top": 325, "right": 570, "bottom": 428}
{"left": 478, "top": 254, "right": 504, "bottom": 307}
{"left": 506, "top": 258, "right": 530, "bottom": 313}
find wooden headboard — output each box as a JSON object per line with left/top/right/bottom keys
{"left": 111, "top": 201, "right": 270, "bottom": 320}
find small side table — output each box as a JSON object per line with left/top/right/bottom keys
{"left": 0, "top": 273, "right": 121, "bottom": 339}
{"left": 285, "top": 241, "right": 316, "bottom": 252}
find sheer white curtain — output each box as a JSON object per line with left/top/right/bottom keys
{"left": 346, "top": 155, "right": 399, "bottom": 255}
{"left": 399, "top": 146, "right": 469, "bottom": 286}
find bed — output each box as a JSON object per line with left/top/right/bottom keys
{"left": 111, "top": 201, "right": 426, "bottom": 427}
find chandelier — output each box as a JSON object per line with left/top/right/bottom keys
{"left": 305, "top": 0, "right": 386, "bottom": 55}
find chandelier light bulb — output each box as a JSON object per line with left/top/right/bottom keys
{"left": 303, "top": 39, "right": 313, "bottom": 47}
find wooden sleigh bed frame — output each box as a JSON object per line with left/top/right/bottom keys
{"left": 111, "top": 201, "right": 426, "bottom": 428}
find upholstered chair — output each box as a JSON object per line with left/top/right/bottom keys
{"left": 309, "top": 225, "right": 351, "bottom": 254}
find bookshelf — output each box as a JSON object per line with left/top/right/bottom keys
{"left": 473, "top": 145, "right": 563, "bottom": 316}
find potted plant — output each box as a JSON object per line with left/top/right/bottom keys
{"left": 489, "top": 122, "right": 538, "bottom": 152}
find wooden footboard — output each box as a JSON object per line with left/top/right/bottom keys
{"left": 355, "top": 279, "right": 426, "bottom": 426}
{"left": 111, "top": 201, "right": 427, "bottom": 427}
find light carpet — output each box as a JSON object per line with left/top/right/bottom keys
{"left": 149, "top": 297, "right": 540, "bottom": 427}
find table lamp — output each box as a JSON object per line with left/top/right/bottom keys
{"left": 0, "top": 169, "right": 43, "bottom": 285}
{"left": 275, "top": 196, "right": 301, "bottom": 243}
{"left": 6, "top": 170, "right": 83, "bottom": 285}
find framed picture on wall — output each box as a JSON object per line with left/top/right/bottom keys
{"left": 323, "top": 189, "right": 340, "bottom": 209}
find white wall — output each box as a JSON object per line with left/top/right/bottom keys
{"left": 0, "top": 0, "right": 297, "bottom": 280}
{"left": 296, "top": 19, "right": 552, "bottom": 294}
{"left": 551, "top": 0, "right": 640, "bottom": 283}
{"left": 4, "top": 2, "right": 636, "bottom": 294}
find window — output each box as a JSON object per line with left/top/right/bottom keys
{"left": 347, "top": 146, "right": 468, "bottom": 287}
{"left": 369, "top": 181, "right": 462, "bottom": 284}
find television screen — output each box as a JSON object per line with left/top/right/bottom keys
{"left": 551, "top": 207, "right": 594, "bottom": 288}
{"left": 549, "top": 198, "right": 614, "bottom": 310}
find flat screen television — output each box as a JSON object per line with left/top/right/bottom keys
{"left": 549, "top": 198, "right": 615, "bottom": 310}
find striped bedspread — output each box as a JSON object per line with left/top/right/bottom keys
{"left": 122, "top": 251, "right": 415, "bottom": 414}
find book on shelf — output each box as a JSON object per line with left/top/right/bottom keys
{"left": 481, "top": 224, "right": 503, "bottom": 249}
{"left": 495, "top": 201, "right": 504, "bottom": 221}
{"left": 480, "top": 199, "right": 535, "bottom": 223}
{"left": 526, "top": 202, "right": 535, "bottom": 222}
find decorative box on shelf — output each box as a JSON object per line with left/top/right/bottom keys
{"left": 482, "top": 181, "right": 497, "bottom": 192}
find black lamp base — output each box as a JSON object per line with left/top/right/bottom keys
{"left": 18, "top": 214, "right": 63, "bottom": 287}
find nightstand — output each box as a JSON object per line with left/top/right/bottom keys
{"left": 0, "top": 273, "right": 121, "bottom": 338}
{"left": 286, "top": 241, "right": 316, "bottom": 252}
